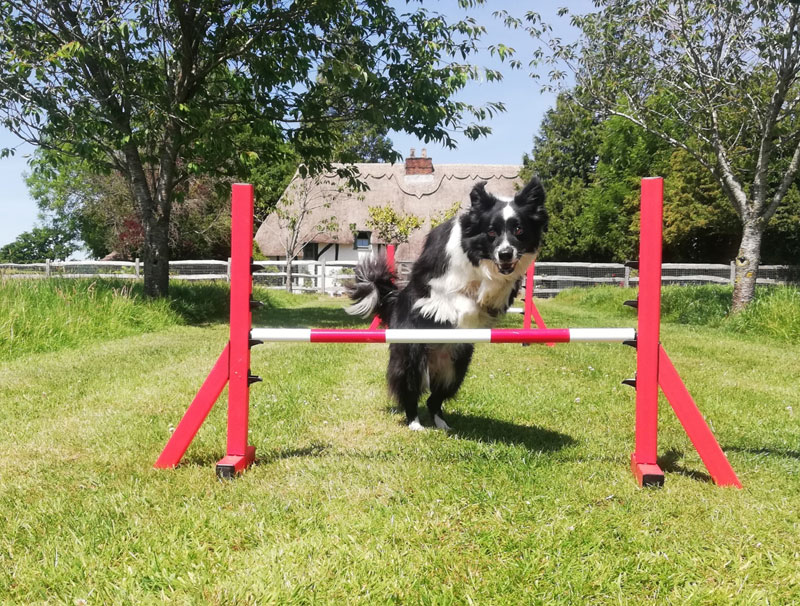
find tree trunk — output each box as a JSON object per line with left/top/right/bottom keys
{"left": 121, "top": 133, "right": 177, "bottom": 299}
{"left": 286, "top": 257, "right": 294, "bottom": 293}
{"left": 731, "top": 218, "right": 763, "bottom": 313}
{"left": 141, "top": 201, "right": 171, "bottom": 298}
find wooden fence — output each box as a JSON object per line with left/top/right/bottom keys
{"left": 1, "top": 258, "right": 797, "bottom": 297}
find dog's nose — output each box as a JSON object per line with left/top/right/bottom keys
{"left": 498, "top": 248, "right": 514, "bottom": 262}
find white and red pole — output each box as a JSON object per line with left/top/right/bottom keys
{"left": 249, "top": 327, "right": 635, "bottom": 344}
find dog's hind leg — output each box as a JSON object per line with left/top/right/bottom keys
{"left": 387, "top": 343, "right": 428, "bottom": 430}
{"left": 427, "top": 344, "right": 474, "bottom": 430}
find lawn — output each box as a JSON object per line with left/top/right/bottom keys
{"left": 1, "top": 281, "right": 799, "bottom": 604}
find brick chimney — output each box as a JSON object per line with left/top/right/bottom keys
{"left": 405, "top": 147, "right": 433, "bottom": 175}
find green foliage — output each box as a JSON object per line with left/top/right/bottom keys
{"left": 0, "top": 0, "right": 500, "bottom": 296}
{"left": 524, "top": 89, "right": 800, "bottom": 264}
{"left": 726, "top": 286, "right": 800, "bottom": 343}
{"left": 366, "top": 205, "right": 423, "bottom": 244}
{"left": 661, "top": 150, "right": 741, "bottom": 262}
{"left": 331, "top": 120, "right": 398, "bottom": 165}
{"left": 0, "top": 226, "right": 76, "bottom": 262}
{"left": 26, "top": 152, "right": 234, "bottom": 260}
{"left": 429, "top": 200, "right": 464, "bottom": 228}
{"left": 528, "top": 2, "right": 800, "bottom": 308}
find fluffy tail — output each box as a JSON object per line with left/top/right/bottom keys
{"left": 345, "top": 253, "right": 398, "bottom": 324}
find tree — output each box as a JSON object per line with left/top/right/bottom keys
{"left": 25, "top": 152, "right": 137, "bottom": 259}
{"left": 0, "top": 0, "right": 501, "bottom": 297}
{"left": 26, "top": 151, "right": 233, "bottom": 260}
{"left": 332, "top": 120, "right": 397, "bottom": 165}
{"left": 366, "top": 206, "right": 423, "bottom": 245}
{"left": 262, "top": 174, "right": 344, "bottom": 293}
{"left": 529, "top": 2, "right": 800, "bottom": 311}
{"left": 521, "top": 91, "right": 605, "bottom": 261}
{"left": 0, "top": 226, "right": 75, "bottom": 262}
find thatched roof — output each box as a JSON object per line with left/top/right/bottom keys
{"left": 255, "top": 161, "right": 523, "bottom": 259}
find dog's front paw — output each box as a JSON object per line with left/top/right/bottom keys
{"left": 433, "top": 415, "right": 452, "bottom": 431}
{"left": 408, "top": 418, "right": 425, "bottom": 431}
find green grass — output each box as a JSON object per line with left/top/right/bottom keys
{"left": 0, "top": 278, "right": 320, "bottom": 361}
{"left": 1, "top": 282, "right": 799, "bottom": 604}
{"left": 557, "top": 284, "right": 800, "bottom": 343}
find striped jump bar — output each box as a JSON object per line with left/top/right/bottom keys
{"left": 249, "top": 327, "right": 636, "bottom": 344}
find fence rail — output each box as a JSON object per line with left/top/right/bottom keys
{"left": 1, "top": 258, "right": 797, "bottom": 297}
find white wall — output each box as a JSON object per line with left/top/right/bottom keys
{"left": 316, "top": 243, "right": 382, "bottom": 263}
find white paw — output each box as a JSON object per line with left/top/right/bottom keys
{"left": 433, "top": 415, "right": 452, "bottom": 431}
{"left": 408, "top": 418, "right": 425, "bottom": 431}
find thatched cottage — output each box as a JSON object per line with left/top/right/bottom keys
{"left": 254, "top": 150, "right": 523, "bottom": 262}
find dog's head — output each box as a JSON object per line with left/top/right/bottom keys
{"left": 462, "top": 176, "right": 548, "bottom": 274}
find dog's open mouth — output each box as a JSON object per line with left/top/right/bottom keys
{"left": 496, "top": 260, "right": 517, "bottom": 275}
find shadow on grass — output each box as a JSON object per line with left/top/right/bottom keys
{"left": 446, "top": 411, "right": 576, "bottom": 453}
{"left": 167, "top": 282, "right": 231, "bottom": 324}
{"left": 164, "top": 282, "right": 364, "bottom": 328}
{"left": 723, "top": 445, "right": 800, "bottom": 460}
{"left": 178, "top": 443, "right": 330, "bottom": 469}
{"left": 253, "top": 305, "right": 365, "bottom": 328}
{"left": 657, "top": 448, "right": 713, "bottom": 484}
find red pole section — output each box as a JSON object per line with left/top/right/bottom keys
{"left": 658, "top": 346, "right": 742, "bottom": 487}
{"left": 387, "top": 244, "right": 396, "bottom": 274}
{"left": 631, "top": 177, "right": 665, "bottom": 486}
{"left": 522, "top": 261, "right": 555, "bottom": 347}
{"left": 523, "top": 263, "right": 534, "bottom": 329}
{"left": 154, "top": 345, "right": 230, "bottom": 468}
{"left": 225, "top": 184, "right": 255, "bottom": 460}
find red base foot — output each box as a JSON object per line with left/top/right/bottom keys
{"left": 216, "top": 445, "right": 256, "bottom": 479}
{"left": 631, "top": 454, "right": 665, "bottom": 487}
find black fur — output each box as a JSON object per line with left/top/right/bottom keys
{"left": 347, "top": 176, "right": 547, "bottom": 429}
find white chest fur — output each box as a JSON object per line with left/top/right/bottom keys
{"left": 413, "top": 222, "right": 534, "bottom": 328}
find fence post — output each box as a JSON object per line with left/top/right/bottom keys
{"left": 45, "top": 259, "right": 51, "bottom": 278}
{"left": 624, "top": 265, "right": 631, "bottom": 288}
{"left": 320, "top": 259, "right": 326, "bottom": 295}
{"left": 134, "top": 258, "right": 140, "bottom": 278}
{"left": 730, "top": 260, "right": 735, "bottom": 285}
{"left": 227, "top": 257, "right": 232, "bottom": 282}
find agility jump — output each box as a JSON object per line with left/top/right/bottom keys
{"left": 155, "top": 178, "right": 741, "bottom": 488}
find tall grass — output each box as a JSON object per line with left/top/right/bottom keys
{"left": 0, "top": 279, "right": 180, "bottom": 361}
{"left": 0, "top": 278, "right": 344, "bottom": 362}
{"left": 727, "top": 286, "right": 800, "bottom": 342}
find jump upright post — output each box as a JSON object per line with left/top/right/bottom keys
{"left": 155, "top": 178, "right": 741, "bottom": 488}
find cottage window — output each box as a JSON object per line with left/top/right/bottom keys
{"left": 354, "top": 231, "right": 371, "bottom": 250}
{"left": 302, "top": 242, "right": 318, "bottom": 260}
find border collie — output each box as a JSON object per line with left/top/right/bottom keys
{"left": 346, "top": 176, "right": 547, "bottom": 430}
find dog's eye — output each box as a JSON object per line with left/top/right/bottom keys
{"left": 487, "top": 228, "right": 497, "bottom": 238}
{"left": 514, "top": 226, "right": 523, "bottom": 236}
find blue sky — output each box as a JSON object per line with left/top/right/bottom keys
{"left": 0, "top": 1, "right": 593, "bottom": 249}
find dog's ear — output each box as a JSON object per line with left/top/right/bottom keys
{"left": 514, "top": 176, "right": 547, "bottom": 221}
{"left": 470, "top": 181, "right": 491, "bottom": 208}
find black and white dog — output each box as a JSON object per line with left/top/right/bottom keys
{"left": 346, "top": 176, "right": 547, "bottom": 430}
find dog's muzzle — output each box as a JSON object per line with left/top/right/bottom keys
{"left": 496, "top": 247, "right": 517, "bottom": 274}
